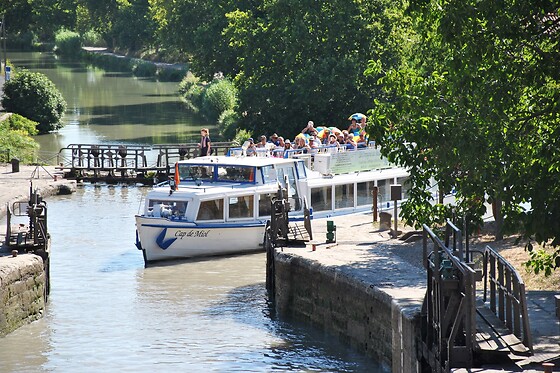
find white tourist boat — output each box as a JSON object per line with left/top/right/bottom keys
{"left": 135, "top": 146, "right": 409, "bottom": 264}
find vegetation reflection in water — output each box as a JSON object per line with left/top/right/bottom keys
{"left": 0, "top": 186, "right": 387, "bottom": 372}
{"left": 8, "top": 51, "right": 213, "bottom": 156}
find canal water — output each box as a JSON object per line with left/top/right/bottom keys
{"left": 1, "top": 52, "right": 388, "bottom": 371}
{"left": 8, "top": 51, "right": 211, "bottom": 160}
{"left": 0, "top": 186, "right": 385, "bottom": 372}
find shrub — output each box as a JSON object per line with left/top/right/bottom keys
{"left": 54, "top": 29, "right": 82, "bottom": 56}
{"left": 201, "top": 79, "right": 238, "bottom": 121}
{"left": 131, "top": 59, "right": 157, "bottom": 77}
{"left": 0, "top": 114, "right": 39, "bottom": 163}
{"left": 218, "top": 109, "right": 241, "bottom": 140}
{"left": 182, "top": 83, "right": 205, "bottom": 114}
{"left": 82, "top": 30, "right": 106, "bottom": 48}
{"left": 1, "top": 70, "right": 67, "bottom": 134}
{"left": 156, "top": 66, "right": 187, "bottom": 82}
{"left": 232, "top": 129, "right": 252, "bottom": 147}
{"left": 179, "top": 74, "right": 200, "bottom": 95}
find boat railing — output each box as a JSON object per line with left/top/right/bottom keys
{"left": 227, "top": 144, "right": 375, "bottom": 159}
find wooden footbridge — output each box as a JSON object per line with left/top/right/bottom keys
{"left": 420, "top": 220, "right": 534, "bottom": 372}
{"left": 55, "top": 142, "right": 235, "bottom": 184}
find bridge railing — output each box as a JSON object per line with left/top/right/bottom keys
{"left": 422, "top": 221, "right": 477, "bottom": 372}
{"left": 483, "top": 245, "right": 533, "bottom": 352}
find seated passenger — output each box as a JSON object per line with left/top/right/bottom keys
{"left": 356, "top": 131, "right": 368, "bottom": 148}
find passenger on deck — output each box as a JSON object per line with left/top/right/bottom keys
{"left": 294, "top": 136, "right": 310, "bottom": 153}
{"left": 198, "top": 128, "right": 211, "bottom": 156}
{"left": 284, "top": 139, "right": 292, "bottom": 150}
{"left": 270, "top": 133, "right": 280, "bottom": 146}
{"left": 301, "top": 121, "right": 316, "bottom": 134}
{"left": 245, "top": 138, "right": 256, "bottom": 156}
{"left": 356, "top": 131, "right": 368, "bottom": 148}
{"left": 347, "top": 119, "right": 362, "bottom": 136}
{"left": 256, "top": 135, "right": 268, "bottom": 148}
{"left": 343, "top": 131, "right": 357, "bottom": 150}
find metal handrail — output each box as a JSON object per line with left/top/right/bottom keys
{"left": 483, "top": 245, "right": 533, "bottom": 352}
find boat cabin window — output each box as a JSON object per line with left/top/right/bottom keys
{"left": 147, "top": 200, "right": 188, "bottom": 218}
{"left": 295, "top": 160, "right": 306, "bottom": 179}
{"left": 335, "top": 184, "right": 354, "bottom": 209}
{"left": 357, "top": 181, "right": 374, "bottom": 206}
{"left": 178, "top": 164, "right": 214, "bottom": 181}
{"left": 311, "top": 186, "right": 332, "bottom": 212}
{"left": 258, "top": 193, "right": 275, "bottom": 217}
{"left": 217, "top": 165, "right": 256, "bottom": 183}
{"left": 197, "top": 199, "right": 224, "bottom": 221}
{"left": 261, "top": 166, "right": 277, "bottom": 184}
{"left": 377, "top": 179, "right": 390, "bottom": 203}
{"left": 228, "top": 195, "right": 254, "bottom": 219}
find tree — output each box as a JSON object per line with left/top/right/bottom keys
{"left": 1, "top": 70, "right": 67, "bottom": 134}
{"left": 368, "top": 1, "right": 560, "bottom": 273}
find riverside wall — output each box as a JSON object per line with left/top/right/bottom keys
{"left": 0, "top": 254, "right": 46, "bottom": 336}
{"left": 0, "top": 164, "right": 76, "bottom": 336}
{"left": 272, "top": 215, "right": 426, "bottom": 373}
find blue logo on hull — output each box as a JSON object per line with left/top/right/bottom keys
{"left": 156, "top": 228, "right": 177, "bottom": 250}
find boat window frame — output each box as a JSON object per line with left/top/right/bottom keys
{"left": 147, "top": 199, "right": 189, "bottom": 219}
{"left": 177, "top": 164, "right": 215, "bottom": 182}
{"left": 216, "top": 165, "right": 257, "bottom": 184}
{"left": 196, "top": 198, "right": 225, "bottom": 222}
{"left": 227, "top": 194, "right": 255, "bottom": 220}
{"left": 295, "top": 160, "right": 307, "bottom": 180}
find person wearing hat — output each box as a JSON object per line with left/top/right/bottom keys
{"left": 270, "top": 133, "right": 280, "bottom": 146}
{"left": 284, "top": 139, "right": 292, "bottom": 150}
{"left": 245, "top": 137, "right": 256, "bottom": 156}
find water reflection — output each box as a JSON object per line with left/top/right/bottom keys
{"left": 8, "top": 51, "right": 213, "bottom": 156}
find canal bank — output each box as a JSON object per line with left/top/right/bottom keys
{"left": 273, "top": 214, "right": 425, "bottom": 372}
{"left": 0, "top": 163, "right": 76, "bottom": 336}
{"left": 272, "top": 213, "right": 560, "bottom": 373}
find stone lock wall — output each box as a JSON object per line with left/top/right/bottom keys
{"left": 0, "top": 254, "right": 46, "bottom": 337}
{"left": 274, "top": 252, "right": 421, "bottom": 373}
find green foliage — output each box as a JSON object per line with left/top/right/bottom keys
{"left": 179, "top": 74, "right": 200, "bottom": 95}
{"left": 181, "top": 83, "right": 205, "bottom": 114}
{"left": 1, "top": 70, "right": 67, "bottom": 134}
{"left": 81, "top": 30, "right": 106, "bottom": 47}
{"left": 218, "top": 109, "right": 241, "bottom": 140}
{"left": 131, "top": 59, "right": 157, "bottom": 77}
{"left": 54, "top": 29, "right": 82, "bottom": 56}
{"left": 0, "top": 114, "right": 39, "bottom": 163}
{"left": 369, "top": 0, "right": 560, "bottom": 274}
{"left": 201, "top": 79, "right": 238, "bottom": 121}
{"left": 6, "top": 31, "right": 38, "bottom": 50}
{"left": 231, "top": 129, "right": 252, "bottom": 147}
{"left": 156, "top": 67, "right": 187, "bottom": 82}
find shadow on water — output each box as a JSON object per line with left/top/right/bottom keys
{"left": 208, "top": 283, "right": 389, "bottom": 372}
{"left": 75, "top": 101, "right": 190, "bottom": 126}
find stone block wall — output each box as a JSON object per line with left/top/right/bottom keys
{"left": 274, "top": 252, "right": 421, "bottom": 373}
{"left": 0, "top": 254, "right": 46, "bottom": 336}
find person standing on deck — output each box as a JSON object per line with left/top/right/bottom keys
{"left": 198, "top": 128, "right": 211, "bottom": 156}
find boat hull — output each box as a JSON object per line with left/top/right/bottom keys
{"left": 135, "top": 216, "right": 266, "bottom": 263}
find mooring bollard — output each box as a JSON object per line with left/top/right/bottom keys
{"left": 11, "top": 250, "right": 18, "bottom": 257}
{"left": 543, "top": 362, "right": 554, "bottom": 373}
